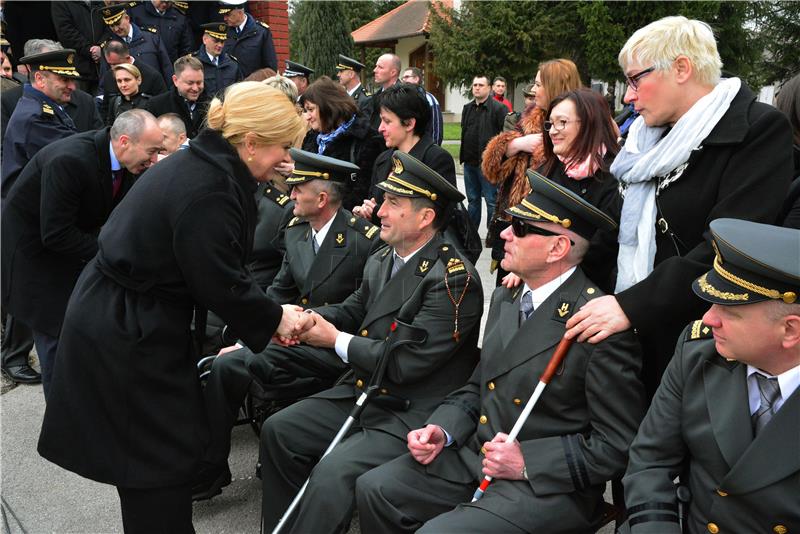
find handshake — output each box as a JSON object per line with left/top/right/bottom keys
{"left": 272, "top": 304, "right": 340, "bottom": 349}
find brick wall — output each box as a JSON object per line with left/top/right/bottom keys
{"left": 248, "top": 1, "right": 289, "bottom": 69}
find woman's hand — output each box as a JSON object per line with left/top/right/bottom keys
{"left": 353, "top": 198, "right": 376, "bottom": 220}
{"left": 501, "top": 272, "right": 522, "bottom": 289}
{"left": 506, "top": 133, "right": 543, "bottom": 157}
{"left": 564, "top": 295, "right": 631, "bottom": 343}
{"left": 273, "top": 161, "right": 294, "bottom": 178}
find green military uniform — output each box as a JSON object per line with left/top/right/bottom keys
{"left": 336, "top": 54, "right": 371, "bottom": 108}
{"left": 621, "top": 219, "right": 800, "bottom": 534}
{"left": 253, "top": 152, "right": 485, "bottom": 534}
{"left": 356, "top": 172, "right": 647, "bottom": 533}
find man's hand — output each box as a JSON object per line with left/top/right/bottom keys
{"left": 273, "top": 305, "right": 313, "bottom": 346}
{"left": 353, "top": 197, "right": 376, "bottom": 220}
{"left": 500, "top": 272, "right": 522, "bottom": 289}
{"left": 297, "top": 312, "right": 339, "bottom": 348}
{"left": 90, "top": 45, "right": 102, "bottom": 62}
{"left": 217, "top": 343, "right": 242, "bottom": 356}
{"left": 407, "top": 425, "right": 446, "bottom": 465}
{"left": 482, "top": 433, "right": 525, "bottom": 480}
{"left": 564, "top": 295, "right": 631, "bottom": 344}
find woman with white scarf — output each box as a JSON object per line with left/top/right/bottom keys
{"left": 564, "top": 16, "right": 793, "bottom": 396}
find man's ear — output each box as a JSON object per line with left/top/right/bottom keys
{"left": 545, "top": 235, "right": 571, "bottom": 264}
{"left": 782, "top": 314, "right": 800, "bottom": 350}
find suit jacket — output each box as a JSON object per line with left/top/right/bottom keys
{"left": 426, "top": 268, "right": 646, "bottom": 532}
{"left": 621, "top": 322, "right": 800, "bottom": 534}
{"left": 145, "top": 87, "right": 207, "bottom": 139}
{"left": 266, "top": 208, "right": 382, "bottom": 307}
{"left": 1, "top": 128, "right": 137, "bottom": 336}
{"left": 249, "top": 182, "right": 294, "bottom": 290}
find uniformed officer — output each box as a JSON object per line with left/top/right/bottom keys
{"left": 194, "top": 149, "right": 383, "bottom": 501}
{"left": 356, "top": 172, "right": 647, "bottom": 533}
{"left": 128, "top": 0, "right": 194, "bottom": 63}
{"left": 620, "top": 218, "right": 800, "bottom": 534}
{"left": 1, "top": 49, "right": 79, "bottom": 198}
{"left": 255, "top": 151, "right": 485, "bottom": 534}
{"left": 336, "top": 54, "right": 370, "bottom": 107}
{"left": 219, "top": 0, "right": 277, "bottom": 78}
{"left": 283, "top": 59, "right": 313, "bottom": 96}
{"left": 192, "top": 22, "right": 242, "bottom": 98}
{"left": 99, "top": 3, "right": 173, "bottom": 84}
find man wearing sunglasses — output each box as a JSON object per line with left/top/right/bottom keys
{"left": 357, "top": 171, "right": 646, "bottom": 534}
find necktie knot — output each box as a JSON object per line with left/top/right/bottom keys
{"left": 752, "top": 374, "right": 781, "bottom": 435}
{"left": 390, "top": 255, "right": 405, "bottom": 278}
{"left": 519, "top": 290, "right": 534, "bottom": 323}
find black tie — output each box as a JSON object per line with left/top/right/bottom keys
{"left": 752, "top": 374, "right": 780, "bottom": 435}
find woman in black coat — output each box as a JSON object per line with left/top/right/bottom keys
{"left": 37, "top": 82, "right": 307, "bottom": 533}
{"left": 106, "top": 63, "right": 151, "bottom": 125}
{"left": 300, "top": 76, "right": 384, "bottom": 210}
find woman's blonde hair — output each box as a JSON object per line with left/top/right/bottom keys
{"left": 618, "top": 16, "right": 722, "bottom": 86}
{"left": 263, "top": 75, "right": 298, "bottom": 104}
{"left": 112, "top": 63, "right": 141, "bottom": 81}
{"left": 206, "top": 82, "right": 305, "bottom": 147}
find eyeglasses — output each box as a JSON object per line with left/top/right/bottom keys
{"left": 543, "top": 119, "right": 580, "bottom": 132}
{"left": 511, "top": 217, "right": 574, "bottom": 245}
{"left": 625, "top": 66, "right": 655, "bottom": 91}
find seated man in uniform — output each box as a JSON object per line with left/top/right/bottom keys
{"left": 356, "top": 172, "right": 647, "bottom": 533}
{"left": 620, "top": 219, "right": 800, "bottom": 533}
{"left": 194, "top": 150, "right": 382, "bottom": 500}
{"left": 256, "top": 151, "right": 484, "bottom": 534}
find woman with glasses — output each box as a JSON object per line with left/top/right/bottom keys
{"left": 563, "top": 16, "right": 794, "bottom": 397}
{"left": 300, "top": 76, "right": 384, "bottom": 211}
{"left": 482, "top": 59, "right": 582, "bottom": 284}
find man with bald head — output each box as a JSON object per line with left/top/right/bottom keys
{"left": 365, "top": 53, "right": 401, "bottom": 129}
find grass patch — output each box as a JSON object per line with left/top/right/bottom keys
{"left": 442, "top": 142, "right": 460, "bottom": 161}
{"left": 443, "top": 123, "right": 461, "bottom": 141}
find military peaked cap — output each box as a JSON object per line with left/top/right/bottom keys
{"left": 336, "top": 54, "right": 365, "bottom": 72}
{"left": 376, "top": 151, "right": 464, "bottom": 207}
{"left": 101, "top": 4, "right": 127, "bottom": 26}
{"left": 284, "top": 60, "right": 313, "bottom": 78}
{"left": 201, "top": 22, "right": 229, "bottom": 40}
{"left": 286, "top": 148, "right": 359, "bottom": 185}
{"left": 218, "top": 0, "right": 246, "bottom": 15}
{"left": 19, "top": 49, "right": 81, "bottom": 79}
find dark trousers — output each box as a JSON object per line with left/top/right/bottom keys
{"left": 32, "top": 330, "right": 58, "bottom": 400}
{"left": 117, "top": 483, "right": 194, "bottom": 534}
{"left": 1, "top": 314, "right": 35, "bottom": 368}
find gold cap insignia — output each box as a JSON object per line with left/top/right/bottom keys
{"left": 392, "top": 157, "right": 403, "bottom": 175}
{"left": 67, "top": 54, "right": 74, "bottom": 65}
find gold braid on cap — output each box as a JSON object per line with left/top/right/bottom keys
{"left": 713, "top": 256, "right": 797, "bottom": 304}
{"left": 520, "top": 199, "right": 571, "bottom": 228}
{"left": 387, "top": 175, "right": 437, "bottom": 201}
{"left": 291, "top": 170, "right": 330, "bottom": 180}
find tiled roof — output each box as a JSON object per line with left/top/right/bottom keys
{"left": 352, "top": 0, "right": 452, "bottom": 44}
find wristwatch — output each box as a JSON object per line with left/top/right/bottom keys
{"left": 522, "top": 466, "right": 528, "bottom": 480}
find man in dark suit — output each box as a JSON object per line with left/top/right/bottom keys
{"left": 192, "top": 22, "right": 242, "bottom": 98}
{"left": 356, "top": 173, "right": 646, "bottom": 533}
{"left": 51, "top": 1, "right": 106, "bottom": 91}
{"left": 194, "top": 149, "right": 382, "bottom": 501}
{"left": 336, "top": 54, "right": 370, "bottom": 108}
{"left": 219, "top": 0, "right": 277, "bottom": 77}
{"left": 145, "top": 54, "right": 206, "bottom": 138}
{"left": 620, "top": 219, "right": 800, "bottom": 534}
{"left": 1, "top": 109, "right": 164, "bottom": 399}
{"left": 255, "top": 151, "right": 485, "bottom": 534}
{"left": 99, "top": 40, "right": 167, "bottom": 119}
{"left": 128, "top": 0, "right": 193, "bottom": 63}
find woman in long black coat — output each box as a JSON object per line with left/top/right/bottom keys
{"left": 300, "top": 76, "right": 384, "bottom": 210}
{"left": 38, "top": 82, "right": 307, "bottom": 533}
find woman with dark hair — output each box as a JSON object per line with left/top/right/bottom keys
{"left": 301, "top": 76, "right": 383, "bottom": 210}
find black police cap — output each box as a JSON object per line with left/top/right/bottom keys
{"left": 19, "top": 49, "right": 81, "bottom": 79}
{"left": 101, "top": 4, "right": 127, "bottom": 26}
{"left": 284, "top": 60, "right": 313, "bottom": 78}
{"left": 693, "top": 218, "right": 800, "bottom": 306}
{"left": 375, "top": 151, "right": 464, "bottom": 206}
{"left": 201, "top": 23, "right": 229, "bottom": 40}
{"left": 286, "top": 148, "right": 360, "bottom": 185}
{"left": 336, "top": 54, "right": 365, "bottom": 72}
{"left": 506, "top": 170, "right": 617, "bottom": 241}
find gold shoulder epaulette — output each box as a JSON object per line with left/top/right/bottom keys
{"left": 263, "top": 185, "right": 291, "bottom": 206}
{"left": 687, "top": 320, "right": 713, "bottom": 341}
{"left": 347, "top": 216, "right": 379, "bottom": 240}
{"left": 173, "top": 1, "right": 188, "bottom": 13}
{"left": 286, "top": 216, "right": 308, "bottom": 228}
{"left": 41, "top": 103, "right": 54, "bottom": 115}
{"left": 144, "top": 26, "right": 158, "bottom": 33}
{"left": 438, "top": 244, "right": 466, "bottom": 275}
{"left": 258, "top": 21, "right": 270, "bottom": 29}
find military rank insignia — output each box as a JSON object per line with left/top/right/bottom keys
{"left": 688, "top": 320, "right": 713, "bottom": 340}
{"left": 552, "top": 294, "right": 574, "bottom": 323}
{"left": 41, "top": 103, "right": 55, "bottom": 115}
{"left": 416, "top": 257, "right": 433, "bottom": 276}
{"left": 334, "top": 232, "right": 345, "bottom": 247}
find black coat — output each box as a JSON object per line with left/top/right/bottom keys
{"left": 128, "top": 1, "right": 194, "bottom": 62}
{"left": 1, "top": 85, "right": 102, "bottom": 143}
{"left": 302, "top": 115, "right": 384, "bottom": 210}
{"left": 459, "top": 97, "right": 507, "bottom": 165}
{"left": 99, "top": 23, "right": 173, "bottom": 84}
{"left": 37, "top": 128, "right": 283, "bottom": 488}
{"left": 221, "top": 13, "right": 277, "bottom": 77}
{"left": 106, "top": 92, "right": 151, "bottom": 126}
{"left": 99, "top": 59, "right": 167, "bottom": 118}
{"left": 1, "top": 128, "right": 137, "bottom": 336}
{"left": 145, "top": 87, "right": 207, "bottom": 139}
{"left": 249, "top": 182, "right": 294, "bottom": 289}
{"left": 51, "top": 1, "right": 106, "bottom": 81}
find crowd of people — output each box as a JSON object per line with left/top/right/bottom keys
{"left": 1, "top": 3, "right": 800, "bottom": 534}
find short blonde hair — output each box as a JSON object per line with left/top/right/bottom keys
{"left": 112, "top": 63, "right": 141, "bottom": 81}
{"left": 618, "top": 16, "right": 722, "bottom": 86}
{"left": 263, "top": 75, "right": 298, "bottom": 104}
{"left": 206, "top": 82, "right": 305, "bottom": 147}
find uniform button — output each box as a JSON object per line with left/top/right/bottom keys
{"left": 586, "top": 287, "right": 596, "bottom": 295}
{"left": 380, "top": 388, "right": 388, "bottom": 394}
{"left": 480, "top": 446, "right": 486, "bottom": 455}
{"left": 360, "top": 329, "right": 368, "bottom": 336}
{"left": 479, "top": 415, "right": 487, "bottom": 424}
{"left": 356, "top": 379, "right": 363, "bottom": 388}
{"left": 350, "top": 217, "right": 356, "bottom": 223}
{"left": 513, "top": 398, "right": 522, "bottom": 405}
{"left": 442, "top": 246, "right": 449, "bottom": 251}
{"left": 716, "top": 489, "right": 727, "bottom": 497}
{"left": 774, "top": 526, "right": 787, "bottom": 534}
{"left": 487, "top": 382, "right": 495, "bottom": 390}
{"left": 301, "top": 297, "right": 308, "bottom": 305}
{"left": 707, "top": 523, "right": 719, "bottom": 534}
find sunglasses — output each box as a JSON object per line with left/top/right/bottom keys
{"left": 511, "top": 217, "right": 574, "bottom": 245}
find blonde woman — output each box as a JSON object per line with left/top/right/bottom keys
{"left": 38, "top": 83, "right": 307, "bottom": 533}
{"left": 107, "top": 63, "right": 150, "bottom": 125}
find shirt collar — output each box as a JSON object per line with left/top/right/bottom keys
{"left": 312, "top": 211, "right": 336, "bottom": 247}
{"left": 747, "top": 363, "right": 800, "bottom": 414}
{"left": 237, "top": 16, "right": 247, "bottom": 33}
{"left": 206, "top": 50, "right": 218, "bottom": 63}
{"left": 395, "top": 235, "right": 433, "bottom": 264}
{"left": 347, "top": 83, "right": 361, "bottom": 96}
{"left": 523, "top": 266, "right": 578, "bottom": 311}
{"left": 109, "top": 141, "right": 122, "bottom": 171}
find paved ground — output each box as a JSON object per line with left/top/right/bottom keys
{"left": 1, "top": 174, "right": 615, "bottom": 533}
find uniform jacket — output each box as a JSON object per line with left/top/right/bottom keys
{"left": 37, "top": 128, "right": 283, "bottom": 488}
{"left": 1, "top": 128, "right": 137, "bottom": 336}
{"left": 427, "top": 269, "right": 646, "bottom": 532}
{"left": 350, "top": 83, "right": 371, "bottom": 109}
{"left": 145, "top": 86, "right": 207, "bottom": 139}
{"left": 100, "top": 23, "right": 173, "bottom": 83}
{"left": 301, "top": 115, "right": 384, "bottom": 211}
{"left": 266, "top": 208, "right": 382, "bottom": 307}
{"left": 128, "top": 1, "right": 193, "bottom": 62}
{"left": 99, "top": 59, "right": 167, "bottom": 118}
{"left": 221, "top": 13, "right": 277, "bottom": 78}
{"left": 611, "top": 84, "right": 793, "bottom": 393}
{"left": 621, "top": 322, "right": 800, "bottom": 534}
{"left": 249, "top": 182, "right": 294, "bottom": 289}
{"left": 51, "top": 1, "right": 106, "bottom": 81}
{"left": 1, "top": 85, "right": 77, "bottom": 198}
{"left": 192, "top": 46, "right": 243, "bottom": 98}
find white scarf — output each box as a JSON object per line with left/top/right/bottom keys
{"left": 611, "top": 77, "right": 741, "bottom": 293}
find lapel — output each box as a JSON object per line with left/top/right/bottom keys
{"left": 301, "top": 209, "right": 349, "bottom": 296}
{"left": 290, "top": 222, "right": 315, "bottom": 282}
{"left": 485, "top": 269, "right": 586, "bottom": 380}
{"left": 702, "top": 359, "right": 753, "bottom": 470}
{"left": 359, "top": 235, "right": 441, "bottom": 328}
{"left": 94, "top": 128, "right": 114, "bottom": 213}
{"left": 721, "top": 385, "right": 800, "bottom": 494}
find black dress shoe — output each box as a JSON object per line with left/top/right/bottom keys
{"left": 191, "top": 462, "right": 232, "bottom": 502}
{"left": 2, "top": 365, "right": 42, "bottom": 384}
